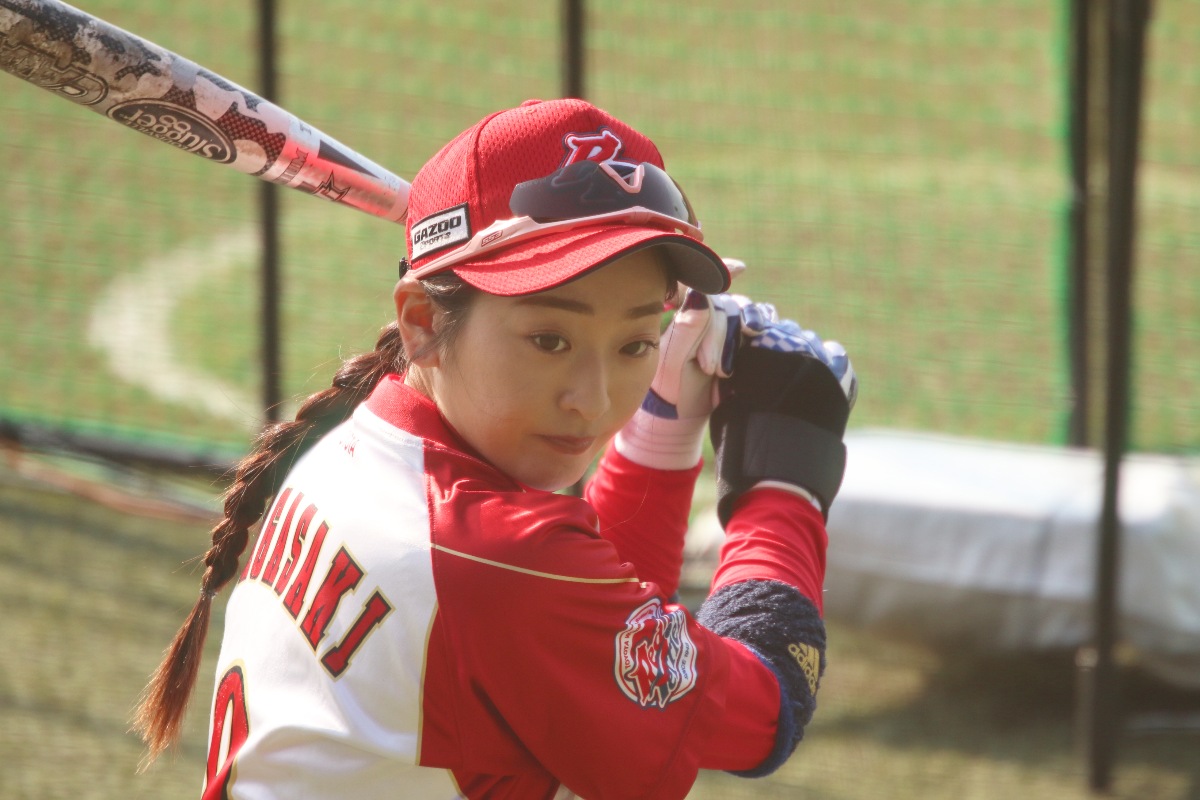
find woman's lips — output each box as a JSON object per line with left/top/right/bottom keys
{"left": 540, "top": 435, "right": 596, "bottom": 456}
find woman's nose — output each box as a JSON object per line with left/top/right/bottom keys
{"left": 560, "top": 352, "right": 611, "bottom": 422}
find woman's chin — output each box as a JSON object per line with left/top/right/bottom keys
{"left": 514, "top": 460, "right": 591, "bottom": 494}
{"left": 529, "top": 473, "right": 587, "bottom": 495}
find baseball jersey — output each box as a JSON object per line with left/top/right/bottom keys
{"left": 204, "top": 375, "right": 827, "bottom": 799}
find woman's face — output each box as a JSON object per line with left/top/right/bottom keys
{"left": 425, "top": 249, "right": 668, "bottom": 491}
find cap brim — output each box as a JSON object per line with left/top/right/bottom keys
{"left": 449, "top": 226, "right": 731, "bottom": 297}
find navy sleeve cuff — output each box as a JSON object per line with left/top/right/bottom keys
{"left": 696, "top": 579, "right": 826, "bottom": 776}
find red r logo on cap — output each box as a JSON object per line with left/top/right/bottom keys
{"left": 561, "top": 129, "right": 638, "bottom": 170}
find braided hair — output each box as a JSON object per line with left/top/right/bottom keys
{"left": 133, "top": 273, "right": 475, "bottom": 763}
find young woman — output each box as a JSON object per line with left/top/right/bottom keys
{"left": 135, "top": 98, "right": 856, "bottom": 799}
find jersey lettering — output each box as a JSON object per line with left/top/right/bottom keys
{"left": 281, "top": 518, "right": 332, "bottom": 618}
{"left": 320, "top": 590, "right": 393, "bottom": 678}
{"left": 273, "top": 503, "right": 319, "bottom": 595}
{"left": 244, "top": 488, "right": 297, "bottom": 582}
{"left": 243, "top": 496, "right": 391, "bottom": 682}
{"left": 205, "top": 665, "right": 250, "bottom": 800}
{"left": 260, "top": 491, "right": 307, "bottom": 585}
{"left": 300, "top": 546, "right": 364, "bottom": 649}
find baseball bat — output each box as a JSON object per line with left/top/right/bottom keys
{"left": 0, "top": 0, "right": 410, "bottom": 223}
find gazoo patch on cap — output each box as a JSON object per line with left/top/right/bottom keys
{"left": 411, "top": 204, "right": 470, "bottom": 261}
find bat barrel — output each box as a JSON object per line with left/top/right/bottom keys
{"left": 0, "top": 0, "right": 409, "bottom": 222}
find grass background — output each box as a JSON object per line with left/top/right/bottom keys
{"left": 2, "top": 0, "right": 1197, "bottom": 455}
{"left": 2, "top": 0, "right": 1200, "bottom": 797}
{"left": 1, "top": 460, "right": 1198, "bottom": 798}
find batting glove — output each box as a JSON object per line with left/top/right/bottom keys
{"left": 614, "top": 288, "right": 746, "bottom": 470}
{"left": 711, "top": 309, "right": 858, "bottom": 522}
{"left": 739, "top": 304, "right": 858, "bottom": 409}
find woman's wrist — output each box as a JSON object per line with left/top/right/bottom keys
{"left": 613, "top": 406, "right": 707, "bottom": 470}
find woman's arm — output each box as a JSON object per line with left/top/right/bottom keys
{"left": 584, "top": 446, "right": 701, "bottom": 599}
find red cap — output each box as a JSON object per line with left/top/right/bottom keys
{"left": 404, "top": 98, "right": 730, "bottom": 296}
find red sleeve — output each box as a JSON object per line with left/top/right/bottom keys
{"left": 583, "top": 446, "right": 702, "bottom": 599}
{"left": 710, "top": 487, "right": 828, "bottom": 614}
{"left": 432, "top": 494, "right": 779, "bottom": 799}
{"left": 699, "top": 638, "right": 779, "bottom": 769}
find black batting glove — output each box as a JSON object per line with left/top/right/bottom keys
{"left": 709, "top": 306, "right": 857, "bottom": 525}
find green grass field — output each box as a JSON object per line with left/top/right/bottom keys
{"left": 2, "top": 1, "right": 1197, "bottom": 459}
{"left": 2, "top": 461, "right": 1198, "bottom": 799}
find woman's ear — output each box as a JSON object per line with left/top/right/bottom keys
{"left": 394, "top": 279, "right": 441, "bottom": 367}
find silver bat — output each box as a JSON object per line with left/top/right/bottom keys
{"left": 0, "top": 0, "right": 410, "bottom": 223}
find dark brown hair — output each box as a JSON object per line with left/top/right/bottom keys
{"left": 132, "top": 273, "right": 475, "bottom": 763}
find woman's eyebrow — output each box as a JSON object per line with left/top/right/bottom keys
{"left": 514, "top": 296, "right": 664, "bottom": 319}
{"left": 627, "top": 301, "right": 668, "bottom": 319}
{"left": 514, "top": 296, "right": 594, "bottom": 314}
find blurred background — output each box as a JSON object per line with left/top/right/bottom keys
{"left": 1, "top": 0, "right": 1197, "bottom": 797}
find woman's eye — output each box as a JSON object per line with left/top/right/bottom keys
{"left": 531, "top": 333, "right": 569, "bottom": 353}
{"left": 622, "top": 339, "right": 659, "bottom": 358}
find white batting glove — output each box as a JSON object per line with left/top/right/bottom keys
{"left": 615, "top": 289, "right": 746, "bottom": 470}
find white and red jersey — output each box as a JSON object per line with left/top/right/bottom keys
{"left": 204, "top": 375, "right": 827, "bottom": 799}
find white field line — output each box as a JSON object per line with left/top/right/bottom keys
{"left": 86, "top": 227, "right": 261, "bottom": 430}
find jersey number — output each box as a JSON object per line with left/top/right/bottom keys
{"left": 204, "top": 665, "right": 249, "bottom": 800}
